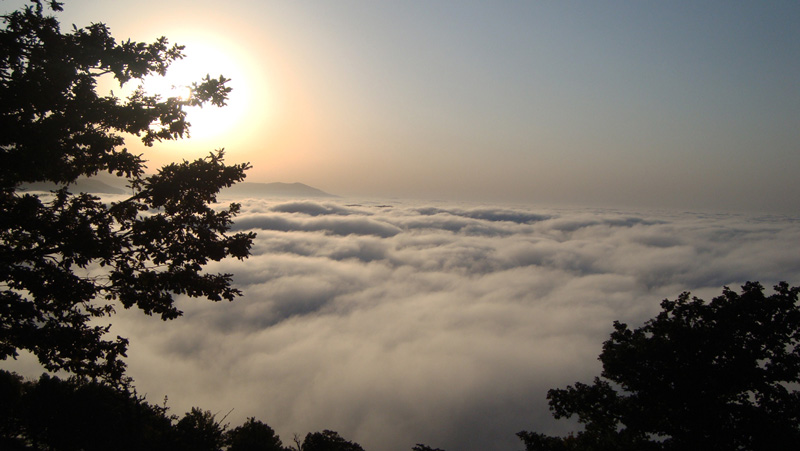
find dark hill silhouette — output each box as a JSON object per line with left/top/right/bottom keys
{"left": 223, "top": 182, "right": 337, "bottom": 198}
{"left": 21, "top": 175, "right": 126, "bottom": 194}
{"left": 22, "top": 177, "right": 336, "bottom": 199}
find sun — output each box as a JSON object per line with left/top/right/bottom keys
{"left": 143, "top": 75, "right": 193, "bottom": 101}
{"left": 139, "top": 35, "right": 268, "bottom": 149}
{"left": 142, "top": 40, "right": 246, "bottom": 142}
{"left": 101, "top": 28, "right": 279, "bottom": 168}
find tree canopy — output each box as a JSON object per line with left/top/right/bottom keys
{"left": 0, "top": 369, "right": 299, "bottom": 451}
{"left": 227, "top": 418, "right": 289, "bottom": 451}
{"left": 518, "top": 281, "right": 800, "bottom": 450}
{"left": 300, "top": 430, "right": 365, "bottom": 451}
{"left": 0, "top": 0, "right": 255, "bottom": 383}
{"left": 0, "top": 369, "right": 174, "bottom": 450}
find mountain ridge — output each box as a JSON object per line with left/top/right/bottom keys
{"left": 22, "top": 177, "right": 336, "bottom": 198}
{"left": 222, "top": 182, "right": 337, "bottom": 198}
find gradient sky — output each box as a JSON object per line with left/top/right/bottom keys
{"left": 7, "top": 0, "right": 800, "bottom": 212}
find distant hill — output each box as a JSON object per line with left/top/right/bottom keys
{"left": 222, "top": 182, "right": 337, "bottom": 198}
{"left": 21, "top": 177, "right": 335, "bottom": 198}
{"left": 21, "top": 176, "right": 126, "bottom": 194}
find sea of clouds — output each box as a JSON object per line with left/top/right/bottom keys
{"left": 9, "top": 196, "right": 800, "bottom": 450}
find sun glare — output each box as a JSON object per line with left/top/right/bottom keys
{"left": 138, "top": 35, "right": 270, "bottom": 150}
{"left": 144, "top": 76, "right": 192, "bottom": 101}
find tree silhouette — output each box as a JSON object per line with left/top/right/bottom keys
{"left": 0, "top": 0, "right": 255, "bottom": 383}
{"left": 226, "top": 417, "right": 291, "bottom": 451}
{"left": 301, "top": 430, "right": 365, "bottom": 451}
{"left": 411, "top": 444, "right": 446, "bottom": 451}
{"left": 518, "top": 282, "right": 800, "bottom": 450}
{"left": 0, "top": 370, "right": 304, "bottom": 450}
{"left": 0, "top": 370, "right": 27, "bottom": 450}
{"left": 174, "top": 407, "right": 226, "bottom": 451}
{"left": 0, "top": 370, "right": 174, "bottom": 450}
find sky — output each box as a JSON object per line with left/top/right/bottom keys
{"left": 4, "top": 0, "right": 799, "bottom": 214}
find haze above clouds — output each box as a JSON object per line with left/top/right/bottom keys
{"left": 5, "top": 0, "right": 796, "bottom": 213}
{"left": 41, "top": 198, "right": 798, "bottom": 450}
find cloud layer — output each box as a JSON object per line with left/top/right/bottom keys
{"left": 9, "top": 198, "right": 800, "bottom": 450}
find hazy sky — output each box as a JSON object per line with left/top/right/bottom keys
{"left": 7, "top": 0, "right": 798, "bottom": 213}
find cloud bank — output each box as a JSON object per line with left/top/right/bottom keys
{"left": 9, "top": 198, "right": 800, "bottom": 450}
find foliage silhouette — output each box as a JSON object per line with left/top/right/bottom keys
{"left": 518, "top": 282, "right": 800, "bottom": 450}
{"left": 0, "top": 370, "right": 302, "bottom": 450}
{"left": 300, "top": 429, "right": 365, "bottom": 451}
{"left": 226, "top": 417, "right": 291, "bottom": 451}
{"left": 0, "top": 0, "right": 255, "bottom": 383}
{"left": 0, "top": 369, "right": 174, "bottom": 450}
{"left": 174, "top": 407, "right": 226, "bottom": 451}
{"left": 411, "top": 445, "right": 446, "bottom": 451}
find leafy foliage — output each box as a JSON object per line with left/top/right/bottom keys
{"left": 411, "top": 445, "right": 446, "bottom": 451}
{"left": 174, "top": 407, "right": 226, "bottom": 451}
{"left": 301, "top": 430, "right": 365, "bottom": 451}
{"left": 0, "top": 370, "right": 174, "bottom": 450}
{"left": 226, "top": 417, "right": 290, "bottom": 451}
{"left": 0, "top": 1, "right": 255, "bottom": 383}
{"left": 0, "top": 370, "right": 297, "bottom": 451}
{"left": 519, "top": 282, "right": 800, "bottom": 450}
